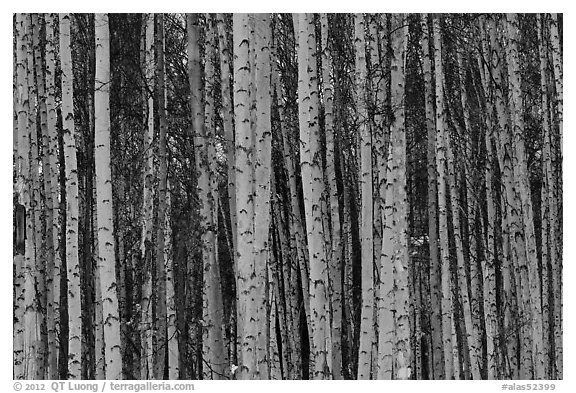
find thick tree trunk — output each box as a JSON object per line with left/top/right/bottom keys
{"left": 295, "top": 13, "right": 331, "bottom": 380}
{"left": 94, "top": 13, "right": 123, "bottom": 379}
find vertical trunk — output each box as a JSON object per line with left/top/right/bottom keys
{"left": 216, "top": 13, "right": 237, "bottom": 260}
{"left": 154, "top": 13, "right": 168, "bottom": 380}
{"left": 252, "top": 13, "right": 273, "bottom": 380}
{"left": 295, "top": 12, "right": 331, "bottom": 380}
{"left": 419, "top": 13, "right": 444, "bottom": 380}
{"left": 389, "top": 14, "right": 410, "bottom": 379}
{"left": 431, "top": 16, "right": 454, "bottom": 380}
{"left": 231, "top": 13, "right": 256, "bottom": 379}
{"left": 139, "top": 12, "right": 155, "bottom": 380}
{"left": 320, "top": 12, "right": 343, "bottom": 381}
{"left": 475, "top": 24, "right": 498, "bottom": 378}
{"left": 537, "top": 14, "right": 554, "bottom": 379}
{"left": 59, "top": 12, "right": 83, "bottom": 380}
{"left": 487, "top": 15, "right": 521, "bottom": 379}
{"left": 355, "top": 13, "right": 374, "bottom": 380}
{"left": 94, "top": 13, "right": 123, "bottom": 379}
{"left": 33, "top": 14, "right": 52, "bottom": 379}
{"left": 547, "top": 12, "right": 563, "bottom": 380}
{"left": 44, "top": 13, "right": 62, "bottom": 379}
{"left": 200, "top": 14, "right": 226, "bottom": 379}
{"left": 505, "top": 13, "right": 545, "bottom": 380}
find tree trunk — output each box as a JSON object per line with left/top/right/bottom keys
{"left": 139, "top": 12, "right": 155, "bottom": 380}
{"left": 295, "top": 13, "right": 331, "bottom": 380}
{"left": 94, "top": 13, "right": 123, "bottom": 379}
{"left": 431, "top": 15, "right": 454, "bottom": 380}
{"left": 59, "top": 12, "right": 83, "bottom": 380}
{"left": 420, "top": 13, "right": 444, "bottom": 380}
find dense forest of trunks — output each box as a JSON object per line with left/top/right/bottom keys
{"left": 13, "top": 13, "right": 562, "bottom": 380}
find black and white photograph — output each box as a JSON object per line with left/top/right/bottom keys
{"left": 11, "top": 9, "right": 565, "bottom": 383}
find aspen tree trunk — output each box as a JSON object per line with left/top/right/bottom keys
{"left": 15, "top": 14, "right": 39, "bottom": 379}
{"left": 320, "top": 12, "right": 343, "bottom": 380}
{"left": 94, "top": 13, "right": 123, "bottom": 379}
{"left": 272, "top": 65, "right": 303, "bottom": 379}
{"left": 278, "top": 87, "right": 312, "bottom": 346}
{"left": 232, "top": 13, "right": 256, "bottom": 379}
{"left": 487, "top": 16, "right": 521, "bottom": 379}
{"left": 549, "top": 14, "right": 562, "bottom": 158}
{"left": 13, "top": 15, "right": 25, "bottom": 379}
{"left": 505, "top": 14, "right": 546, "bottom": 380}
{"left": 44, "top": 13, "right": 62, "bottom": 379}
{"left": 367, "top": 16, "right": 384, "bottom": 380}
{"left": 32, "top": 14, "right": 53, "bottom": 379}
{"left": 456, "top": 49, "right": 484, "bottom": 379}
{"left": 548, "top": 13, "right": 563, "bottom": 379}
{"left": 200, "top": 14, "right": 226, "bottom": 379}
{"left": 216, "top": 13, "right": 237, "bottom": 257}
{"left": 389, "top": 14, "right": 410, "bottom": 379}
{"left": 295, "top": 12, "right": 331, "bottom": 380}
{"left": 270, "top": 173, "right": 293, "bottom": 378}
{"left": 377, "top": 141, "right": 395, "bottom": 380}
{"left": 445, "top": 114, "right": 477, "bottom": 380}
{"left": 537, "top": 14, "right": 553, "bottom": 378}
{"left": 289, "top": 15, "right": 314, "bottom": 352}
{"left": 354, "top": 12, "right": 374, "bottom": 380}
{"left": 431, "top": 16, "right": 454, "bottom": 380}
{"left": 419, "top": 13, "right": 444, "bottom": 380}
{"left": 27, "top": 14, "right": 46, "bottom": 378}
{"left": 252, "top": 13, "right": 273, "bottom": 380}
{"left": 475, "top": 27, "right": 498, "bottom": 378}
{"left": 154, "top": 13, "right": 168, "bottom": 380}
{"left": 139, "top": 12, "right": 154, "bottom": 380}
{"left": 59, "top": 13, "right": 83, "bottom": 380}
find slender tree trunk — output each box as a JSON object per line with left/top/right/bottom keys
{"left": 537, "top": 14, "right": 554, "bottom": 379}
{"left": 320, "top": 12, "right": 343, "bottom": 381}
{"left": 139, "top": 12, "right": 155, "bottom": 380}
{"left": 431, "top": 16, "right": 454, "bottom": 380}
{"left": 44, "top": 13, "right": 62, "bottom": 379}
{"left": 154, "top": 13, "right": 168, "bottom": 380}
{"left": 547, "top": 12, "right": 563, "bottom": 380}
{"left": 420, "top": 13, "right": 444, "bottom": 380}
{"left": 505, "top": 13, "right": 545, "bottom": 380}
{"left": 199, "top": 14, "right": 226, "bottom": 379}
{"left": 94, "top": 13, "right": 123, "bottom": 379}
{"left": 59, "top": 13, "right": 83, "bottom": 380}
{"left": 354, "top": 13, "right": 374, "bottom": 380}
{"left": 475, "top": 26, "right": 499, "bottom": 378}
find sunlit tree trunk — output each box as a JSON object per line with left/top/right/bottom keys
{"left": 94, "top": 13, "right": 123, "bottom": 379}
